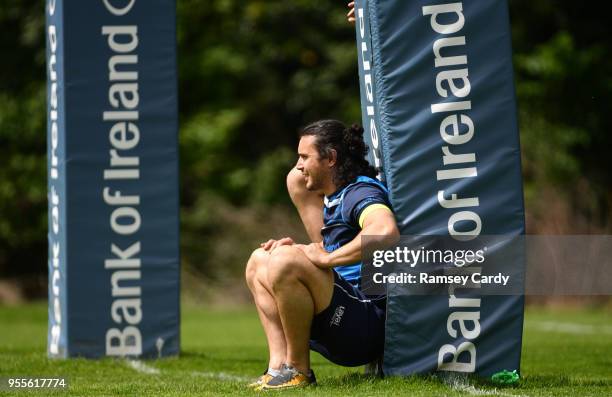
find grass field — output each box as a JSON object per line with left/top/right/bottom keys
{"left": 0, "top": 303, "right": 610, "bottom": 396}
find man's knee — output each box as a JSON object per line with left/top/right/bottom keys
{"left": 245, "top": 248, "right": 269, "bottom": 287}
{"left": 267, "top": 245, "right": 302, "bottom": 290}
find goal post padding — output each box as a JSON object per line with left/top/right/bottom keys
{"left": 46, "top": 0, "right": 180, "bottom": 358}
{"left": 354, "top": 0, "right": 525, "bottom": 376}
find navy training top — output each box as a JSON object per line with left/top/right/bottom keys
{"left": 321, "top": 175, "right": 392, "bottom": 288}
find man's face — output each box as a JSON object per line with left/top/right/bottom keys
{"left": 296, "top": 135, "right": 333, "bottom": 192}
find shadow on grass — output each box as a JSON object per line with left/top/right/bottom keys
{"left": 178, "top": 350, "right": 264, "bottom": 365}
{"left": 324, "top": 373, "right": 386, "bottom": 387}
{"left": 519, "top": 374, "right": 612, "bottom": 388}
{"left": 451, "top": 372, "right": 612, "bottom": 391}
{"left": 334, "top": 372, "right": 591, "bottom": 392}
{"left": 178, "top": 351, "right": 210, "bottom": 359}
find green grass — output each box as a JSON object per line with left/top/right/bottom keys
{"left": 0, "top": 303, "right": 610, "bottom": 396}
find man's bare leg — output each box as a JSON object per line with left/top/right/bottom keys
{"left": 287, "top": 167, "right": 324, "bottom": 243}
{"left": 267, "top": 245, "right": 334, "bottom": 374}
{"left": 243, "top": 170, "right": 326, "bottom": 373}
{"left": 245, "top": 248, "right": 286, "bottom": 369}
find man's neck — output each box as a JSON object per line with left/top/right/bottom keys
{"left": 322, "top": 181, "right": 338, "bottom": 197}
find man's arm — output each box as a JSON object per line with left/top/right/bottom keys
{"left": 298, "top": 207, "right": 399, "bottom": 268}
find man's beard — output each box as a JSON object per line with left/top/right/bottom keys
{"left": 305, "top": 174, "right": 322, "bottom": 192}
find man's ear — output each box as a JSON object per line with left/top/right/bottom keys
{"left": 328, "top": 149, "right": 337, "bottom": 167}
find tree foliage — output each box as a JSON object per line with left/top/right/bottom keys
{"left": 0, "top": 0, "right": 610, "bottom": 280}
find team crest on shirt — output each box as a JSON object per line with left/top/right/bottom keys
{"left": 330, "top": 305, "right": 345, "bottom": 327}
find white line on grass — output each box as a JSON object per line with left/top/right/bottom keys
{"left": 444, "top": 374, "right": 527, "bottom": 397}
{"left": 125, "top": 360, "right": 250, "bottom": 382}
{"left": 450, "top": 383, "right": 527, "bottom": 397}
{"left": 189, "top": 371, "right": 251, "bottom": 382}
{"left": 530, "top": 321, "right": 612, "bottom": 335}
{"left": 126, "top": 360, "right": 161, "bottom": 375}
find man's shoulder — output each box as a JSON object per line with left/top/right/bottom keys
{"left": 342, "top": 176, "right": 388, "bottom": 199}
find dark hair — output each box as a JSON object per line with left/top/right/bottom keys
{"left": 299, "top": 119, "right": 377, "bottom": 188}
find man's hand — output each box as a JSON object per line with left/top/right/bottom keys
{"left": 261, "top": 237, "right": 294, "bottom": 252}
{"left": 347, "top": 2, "right": 355, "bottom": 24}
{"left": 296, "top": 242, "right": 329, "bottom": 268}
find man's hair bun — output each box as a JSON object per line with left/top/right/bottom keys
{"left": 343, "top": 123, "right": 368, "bottom": 160}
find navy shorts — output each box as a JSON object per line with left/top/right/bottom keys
{"left": 309, "top": 271, "right": 386, "bottom": 367}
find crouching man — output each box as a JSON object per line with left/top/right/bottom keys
{"left": 244, "top": 120, "right": 399, "bottom": 390}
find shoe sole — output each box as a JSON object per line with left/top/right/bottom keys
{"left": 260, "top": 382, "right": 316, "bottom": 391}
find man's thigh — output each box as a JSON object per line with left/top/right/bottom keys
{"left": 269, "top": 245, "right": 334, "bottom": 314}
